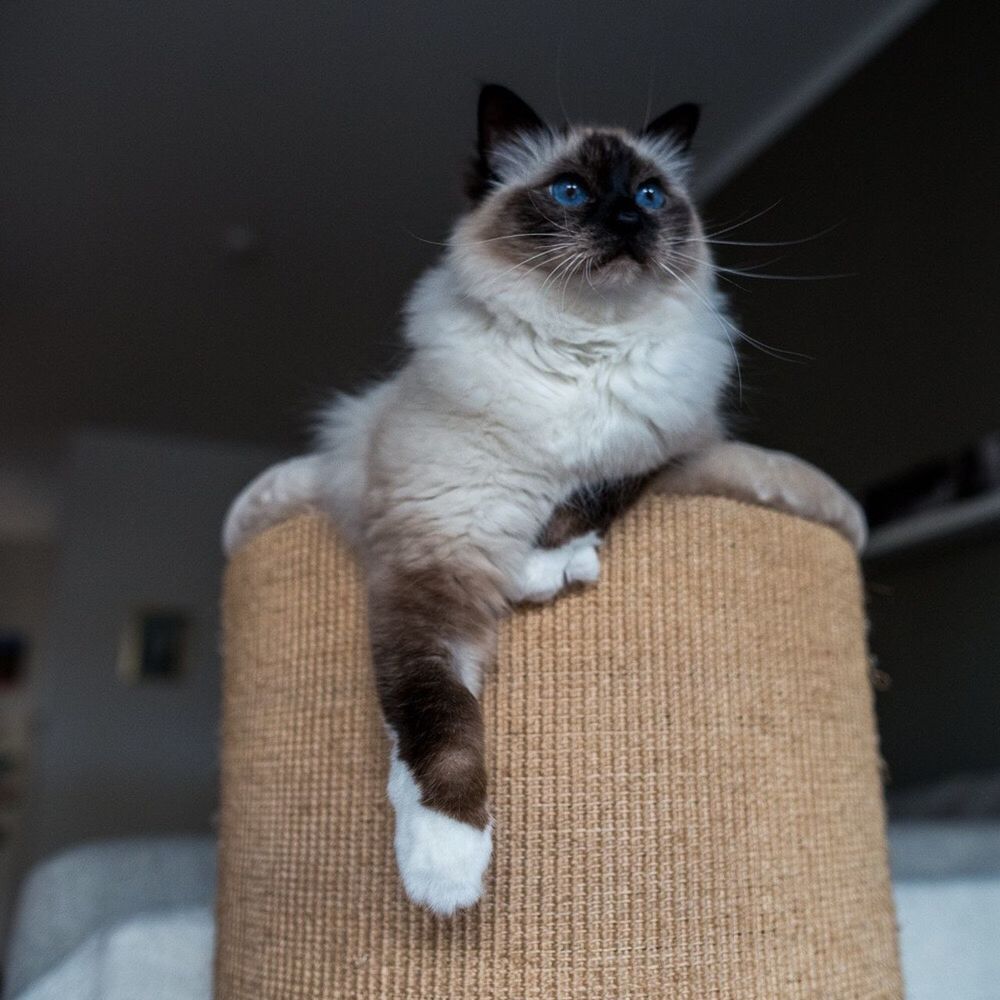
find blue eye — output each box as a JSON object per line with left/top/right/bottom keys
{"left": 635, "top": 181, "right": 666, "bottom": 210}
{"left": 549, "top": 176, "right": 589, "bottom": 207}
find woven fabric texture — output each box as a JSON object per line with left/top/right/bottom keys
{"left": 215, "top": 495, "right": 902, "bottom": 999}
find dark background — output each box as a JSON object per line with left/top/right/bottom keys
{"left": 705, "top": 0, "right": 999, "bottom": 791}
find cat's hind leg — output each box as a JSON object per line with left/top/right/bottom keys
{"left": 652, "top": 441, "right": 867, "bottom": 550}
{"left": 222, "top": 455, "right": 326, "bottom": 555}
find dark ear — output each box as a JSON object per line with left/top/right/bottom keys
{"left": 467, "top": 85, "right": 547, "bottom": 200}
{"left": 478, "top": 84, "right": 546, "bottom": 160}
{"left": 643, "top": 102, "right": 700, "bottom": 151}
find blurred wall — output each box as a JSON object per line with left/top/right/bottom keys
{"left": 24, "top": 429, "right": 279, "bottom": 868}
{"left": 0, "top": 543, "right": 55, "bottom": 667}
{"left": 0, "top": 541, "right": 56, "bottom": 939}
{"left": 706, "top": 0, "right": 1000, "bottom": 796}
{"left": 868, "top": 537, "right": 1000, "bottom": 789}
{"left": 705, "top": 0, "right": 998, "bottom": 495}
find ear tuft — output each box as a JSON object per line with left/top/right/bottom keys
{"left": 467, "top": 85, "right": 547, "bottom": 201}
{"left": 642, "top": 102, "right": 700, "bottom": 152}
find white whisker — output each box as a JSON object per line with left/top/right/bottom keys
{"left": 508, "top": 250, "right": 577, "bottom": 293}
{"left": 667, "top": 247, "right": 852, "bottom": 289}
{"left": 655, "top": 258, "right": 743, "bottom": 401}
{"left": 703, "top": 221, "right": 844, "bottom": 248}
{"left": 666, "top": 256, "right": 814, "bottom": 363}
{"left": 559, "top": 254, "right": 587, "bottom": 311}
{"left": 461, "top": 245, "right": 575, "bottom": 301}
{"left": 702, "top": 200, "right": 783, "bottom": 239}
{"left": 404, "top": 229, "right": 575, "bottom": 249}
{"left": 538, "top": 251, "right": 580, "bottom": 299}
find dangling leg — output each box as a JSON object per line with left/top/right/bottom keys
{"left": 369, "top": 562, "right": 504, "bottom": 915}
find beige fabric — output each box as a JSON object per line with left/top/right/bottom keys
{"left": 215, "top": 495, "right": 902, "bottom": 999}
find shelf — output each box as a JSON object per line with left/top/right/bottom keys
{"left": 864, "top": 490, "right": 1000, "bottom": 560}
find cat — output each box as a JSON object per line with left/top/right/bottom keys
{"left": 223, "top": 85, "right": 866, "bottom": 916}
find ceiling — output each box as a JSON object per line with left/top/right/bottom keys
{"left": 1, "top": 0, "right": 933, "bottom": 457}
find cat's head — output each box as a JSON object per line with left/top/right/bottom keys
{"left": 451, "top": 85, "right": 708, "bottom": 301}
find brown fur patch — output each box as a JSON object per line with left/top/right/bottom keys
{"left": 369, "top": 565, "right": 503, "bottom": 828}
{"left": 537, "top": 473, "right": 657, "bottom": 549}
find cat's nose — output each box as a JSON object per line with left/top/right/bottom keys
{"left": 607, "top": 203, "right": 642, "bottom": 236}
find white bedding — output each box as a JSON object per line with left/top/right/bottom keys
{"left": 895, "top": 877, "right": 1000, "bottom": 1000}
{"left": 13, "top": 907, "right": 213, "bottom": 1000}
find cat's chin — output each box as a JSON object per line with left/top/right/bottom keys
{"left": 585, "top": 255, "right": 649, "bottom": 291}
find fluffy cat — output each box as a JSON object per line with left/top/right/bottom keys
{"left": 223, "top": 85, "right": 866, "bottom": 916}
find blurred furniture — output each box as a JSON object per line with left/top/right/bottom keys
{"left": 891, "top": 821, "right": 1000, "bottom": 1000}
{"left": 3, "top": 837, "right": 214, "bottom": 1000}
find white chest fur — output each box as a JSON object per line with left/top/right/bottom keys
{"left": 407, "top": 268, "right": 733, "bottom": 483}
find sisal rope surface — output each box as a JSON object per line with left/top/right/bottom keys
{"left": 215, "top": 495, "right": 902, "bottom": 999}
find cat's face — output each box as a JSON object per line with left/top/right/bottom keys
{"left": 454, "top": 86, "right": 706, "bottom": 296}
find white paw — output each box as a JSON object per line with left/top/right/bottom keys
{"left": 513, "top": 531, "right": 602, "bottom": 603}
{"left": 387, "top": 754, "right": 492, "bottom": 917}
{"left": 564, "top": 531, "right": 602, "bottom": 584}
{"left": 222, "top": 456, "right": 322, "bottom": 555}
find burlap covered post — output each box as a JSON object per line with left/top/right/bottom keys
{"left": 215, "top": 495, "right": 902, "bottom": 999}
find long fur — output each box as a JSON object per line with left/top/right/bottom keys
{"left": 226, "top": 99, "right": 737, "bottom": 915}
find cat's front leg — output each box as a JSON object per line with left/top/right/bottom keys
{"left": 386, "top": 742, "right": 493, "bottom": 916}
{"left": 510, "top": 531, "right": 602, "bottom": 603}
{"left": 510, "top": 474, "right": 654, "bottom": 603}
{"left": 369, "top": 561, "right": 503, "bottom": 916}
{"left": 652, "top": 441, "right": 867, "bottom": 550}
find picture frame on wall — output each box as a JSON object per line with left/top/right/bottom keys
{"left": 0, "top": 632, "right": 27, "bottom": 688}
{"left": 118, "top": 609, "right": 190, "bottom": 683}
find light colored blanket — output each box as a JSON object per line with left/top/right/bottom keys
{"left": 13, "top": 906, "right": 213, "bottom": 1000}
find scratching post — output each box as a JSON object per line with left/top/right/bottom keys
{"left": 215, "top": 495, "right": 902, "bottom": 999}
